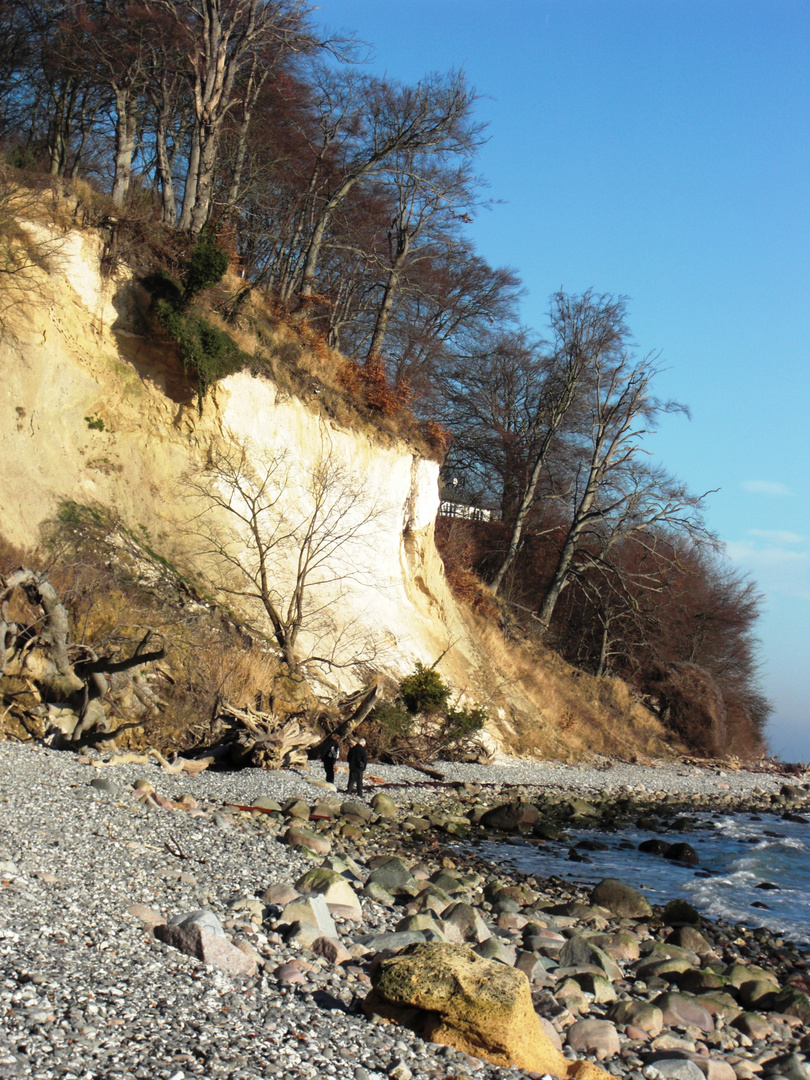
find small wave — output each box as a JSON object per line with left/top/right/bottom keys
{"left": 755, "top": 836, "right": 807, "bottom": 852}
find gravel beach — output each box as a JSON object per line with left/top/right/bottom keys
{"left": 1, "top": 741, "right": 808, "bottom": 1080}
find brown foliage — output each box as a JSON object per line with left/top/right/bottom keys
{"left": 648, "top": 663, "right": 728, "bottom": 759}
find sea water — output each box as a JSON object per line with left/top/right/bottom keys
{"left": 470, "top": 809, "right": 810, "bottom": 947}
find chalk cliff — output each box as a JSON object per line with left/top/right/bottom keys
{"left": 0, "top": 219, "right": 670, "bottom": 760}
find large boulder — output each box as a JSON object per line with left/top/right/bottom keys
{"left": 590, "top": 878, "right": 652, "bottom": 919}
{"left": 363, "top": 942, "right": 611, "bottom": 1080}
{"left": 480, "top": 801, "right": 539, "bottom": 832}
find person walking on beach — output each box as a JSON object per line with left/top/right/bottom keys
{"left": 346, "top": 737, "right": 368, "bottom": 797}
{"left": 320, "top": 733, "right": 340, "bottom": 785}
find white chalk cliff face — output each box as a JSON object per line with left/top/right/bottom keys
{"left": 0, "top": 226, "right": 478, "bottom": 689}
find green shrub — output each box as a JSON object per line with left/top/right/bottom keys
{"left": 365, "top": 701, "right": 413, "bottom": 758}
{"left": 442, "top": 704, "right": 486, "bottom": 742}
{"left": 399, "top": 661, "right": 451, "bottom": 715}
{"left": 183, "top": 239, "right": 229, "bottom": 304}
{"left": 155, "top": 299, "right": 250, "bottom": 408}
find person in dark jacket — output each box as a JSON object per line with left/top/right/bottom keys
{"left": 346, "top": 737, "right": 368, "bottom": 796}
{"left": 320, "top": 734, "right": 340, "bottom": 785}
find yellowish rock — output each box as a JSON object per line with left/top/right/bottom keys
{"left": 363, "top": 942, "right": 610, "bottom": 1080}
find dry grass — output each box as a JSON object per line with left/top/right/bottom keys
{"left": 445, "top": 600, "right": 680, "bottom": 764}
{"left": 0, "top": 516, "right": 294, "bottom": 753}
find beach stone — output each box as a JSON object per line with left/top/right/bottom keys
{"left": 590, "top": 878, "right": 653, "bottom": 919}
{"left": 294, "top": 867, "right": 363, "bottom": 920}
{"left": 665, "top": 843, "right": 700, "bottom": 866}
{"left": 89, "top": 777, "right": 120, "bottom": 797}
{"left": 363, "top": 942, "right": 610, "bottom": 1079}
{"left": 252, "top": 796, "right": 282, "bottom": 812}
{"left": 652, "top": 1034, "right": 698, "bottom": 1052}
{"left": 723, "top": 963, "right": 779, "bottom": 989}
{"left": 639, "top": 838, "right": 672, "bottom": 855}
{"left": 737, "top": 979, "right": 778, "bottom": 1008}
{"left": 769, "top": 987, "right": 810, "bottom": 1023}
{"left": 370, "top": 792, "right": 397, "bottom": 817}
{"left": 395, "top": 914, "right": 448, "bottom": 942}
{"left": 667, "top": 926, "right": 716, "bottom": 957}
{"left": 359, "top": 931, "right": 427, "bottom": 953}
{"left": 283, "top": 797, "right": 311, "bottom": 819}
{"left": 640, "top": 940, "right": 700, "bottom": 967}
{"left": 411, "top": 884, "right": 454, "bottom": 914}
{"left": 590, "top": 930, "right": 642, "bottom": 962}
{"left": 430, "top": 870, "right": 468, "bottom": 895}
{"left": 566, "top": 1018, "right": 621, "bottom": 1060}
{"left": 280, "top": 894, "right": 337, "bottom": 939}
{"left": 262, "top": 883, "right": 299, "bottom": 906}
{"left": 558, "top": 935, "right": 622, "bottom": 982}
{"left": 442, "top": 901, "right": 491, "bottom": 944}
{"left": 127, "top": 903, "right": 164, "bottom": 927}
{"left": 341, "top": 799, "right": 374, "bottom": 822}
{"left": 647, "top": 1059, "right": 707, "bottom": 1080}
{"left": 403, "top": 814, "right": 431, "bottom": 832}
{"left": 564, "top": 798, "right": 600, "bottom": 819}
{"left": 555, "top": 977, "right": 591, "bottom": 1013}
{"left": 663, "top": 899, "right": 702, "bottom": 926}
{"left": 607, "top": 1000, "right": 664, "bottom": 1036}
{"left": 366, "top": 857, "right": 417, "bottom": 894}
{"left": 310, "top": 936, "right": 353, "bottom": 964}
{"left": 654, "top": 991, "right": 715, "bottom": 1032}
{"left": 567, "top": 970, "right": 618, "bottom": 1004}
{"left": 273, "top": 961, "right": 306, "bottom": 984}
{"left": 480, "top": 801, "right": 539, "bottom": 832}
{"left": 167, "top": 909, "right": 225, "bottom": 935}
{"left": 760, "top": 1054, "right": 810, "bottom": 1080}
{"left": 731, "top": 1012, "right": 774, "bottom": 1039}
{"left": 154, "top": 923, "right": 256, "bottom": 976}
{"left": 284, "top": 823, "right": 331, "bottom": 855}
{"left": 473, "top": 937, "right": 517, "bottom": 966}
{"left": 691, "top": 1059, "right": 738, "bottom": 1080}
{"left": 515, "top": 951, "right": 551, "bottom": 983}
{"left": 695, "top": 993, "right": 742, "bottom": 1021}
{"left": 676, "top": 968, "right": 729, "bottom": 994}
{"left": 636, "top": 956, "right": 697, "bottom": 983}
{"left": 364, "top": 881, "right": 396, "bottom": 904}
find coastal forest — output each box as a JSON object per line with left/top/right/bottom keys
{"left": 0, "top": 0, "right": 770, "bottom": 760}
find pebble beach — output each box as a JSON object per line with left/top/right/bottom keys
{"left": 2, "top": 740, "right": 809, "bottom": 1080}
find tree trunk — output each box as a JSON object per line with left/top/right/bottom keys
{"left": 366, "top": 249, "right": 407, "bottom": 361}
{"left": 188, "top": 126, "right": 220, "bottom": 237}
{"left": 178, "top": 127, "right": 201, "bottom": 231}
{"left": 111, "top": 86, "right": 138, "bottom": 207}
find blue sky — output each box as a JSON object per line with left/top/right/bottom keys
{"left": 318, "top": 0, "right": 810, "bottom": 760}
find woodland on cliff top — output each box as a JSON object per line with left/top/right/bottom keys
{"left": 0, "top": 0, "right": 769, "bottom": 759}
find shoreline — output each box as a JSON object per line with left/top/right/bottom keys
{"left": 2, "top": 740, "right": 810, "bottom": 1080}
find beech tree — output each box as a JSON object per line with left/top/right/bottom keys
{"left": 295, "top": 67, "right": 482, "bottom": 302}
{"left": 533, "top": 296, "right": 712, "bottom": 635}
{"left": 150, "top": 0, "right": 317, "bottom": 235}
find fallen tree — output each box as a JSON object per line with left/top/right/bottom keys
{"left": 0, "top": 567, "right": 165, "bottom": 748}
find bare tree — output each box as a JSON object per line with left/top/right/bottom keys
{"left": 147, "top": 0, "right": 319, "bottom": 235}
{"left": 295, "top": 67, "right": 482, "bottom": 302}
{"left": 183, "top": 436, "right": 389, "bottom": 673}
{"left": 486, "top": 292, "right": 630, "bottom": 595}
{"left": 533, "top": 302, "right": 714, "bottom": 634}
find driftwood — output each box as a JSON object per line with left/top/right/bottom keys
{"left": 0, "top": 567, "right": 165, "bottom": 748}
{"left": 202, "top": 701, "right": 322, "bottom": 769}
{"left": 88, "top": 750, "right": 214, "bottom": 773}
